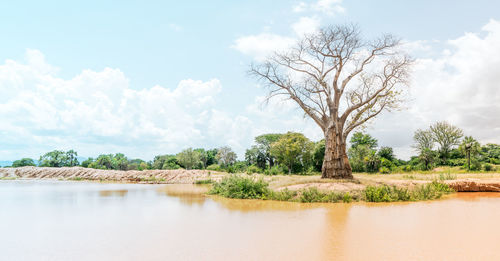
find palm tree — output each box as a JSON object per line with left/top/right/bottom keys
{"left": 459, "top": 136, "right": 480, "bottom": 171}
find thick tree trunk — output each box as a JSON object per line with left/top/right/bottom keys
{"left": 321, "top": 127, "right": 353, "bottom": 179}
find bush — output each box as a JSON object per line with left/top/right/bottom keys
{"left": 447, "top": 158, "right": 466, "bottom": 167}
{"left": 402, "top": 165, "right": 412, "bottom": 172}
{"left": 365, "top": 185, "right": 409, "bottom": 202}
{"left": 208, "top": 175, "right": 269, "bottom": 199}
{"left": 264, "top": 165, "right": 283, "bottom": 175}
{"left": 469, "top": 160, "right": 482, "bottom": 171}
{"left": 246, "top": 165, "right": 263, "bottom": 174}
{"left": 298, "top": 187, "right": 355, "bottom": 203}
{"left": 483, "top": 163, "right": 495, "bottom": 172}
{"left": 365, "top": 181, "right": 453, "bottom": 202}
{"left": 378, "top": 166, "right": 391, "bottom": 174}
{"left": 266, "top": 189, "right": 297, "bottom": 201}
{"left": 380, "top": 157, "right": 395, "bottom": 169}
{"left": 206, "top": 164, "right": 221, "bottom": 171}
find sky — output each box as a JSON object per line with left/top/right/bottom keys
{"left": 0, "top": 0, "right": 499, "bottom": 161}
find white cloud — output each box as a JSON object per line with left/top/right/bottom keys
{"left": 0, "top": 50, "right": 240, "bottom": 159}
{"left": 368, "top": 19, "right": 500, "bottom": 159}
{"left": 292, "top": 2, "right": 307, "bottom": 13}
{"left": 291, "top": 16, "right": 321, "bottom": 36}
{"left": 312, "top": 0, "right": 345, "bottom": 15}
{"left": 231, "top": 33, "right": 295, "bottom": 61}
{"left": 292, "top": 0, "right": 345, "bottom": 16}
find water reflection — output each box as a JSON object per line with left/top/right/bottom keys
{"left": 155, "top": 184, "right": 209, "bottom": 205}
{"left": 99, "top": 189, "right": 128, "bottom": 197}
{"left": 2, "top": 181, "right": 500, "bottom": 261}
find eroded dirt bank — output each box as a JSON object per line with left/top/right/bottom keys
{"left": 0, "top": 166, "right": 221, "bottom": 184}
{"left": 446, "top": 179, "right": 500, "bottom": 192}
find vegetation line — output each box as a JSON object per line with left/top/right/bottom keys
{"left": 207, "top": 175, "right": 454, "bottom": 203}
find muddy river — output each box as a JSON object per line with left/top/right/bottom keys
{"left": 1, "top": 180, "right": 500, "bottom": 260}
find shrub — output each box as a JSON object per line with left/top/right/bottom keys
{"left": 264, "top": 165, "right": 283, "bottom": 175}
{"left": 298, "top": 188, "right": 357, "bottom": 203}
{"left": 483, "top": 163, "right": 495, "bottom": 172}
{"left": 206, "top": 164, "right": 221, "bottom": 171}
{"left": 365, "top": 182, "right": 453, "bottom": 202}
{"left": 194, "top": 179, "right": 213, "bottom": 184}
{"left": 380, "top": 157, "right": 395, "bottom": 169}
{"left": 403, "top": 165, "right": 412, "bottom": 172}
{"left": 246, "top": 165, "right": 263, "bottom": 174}
{"left": 469, "top": 160, "right": 482, "bottom": 171}
{"left": 379, "top": 166, "right": 391, "bottom": 174}
{"left": 208, "top": 175, "right": 269, "bottom": 199}
{"left": 342, "top": 193, "right": 353, "bottom": 203}
{"left": 439, "top": 172, "right": 457, "bottom": 180}
{"left": 299, "top": 187, "right": 325, "bottom": 203}
{"left": 411, "top": 181, "right": 454, "bottom": 200}
{"left": 266, "top": 189, "right": 297, "bottom": 201}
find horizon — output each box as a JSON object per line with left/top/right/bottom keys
{"left": 1, "top": 0, "right": 499, "bottom": 161}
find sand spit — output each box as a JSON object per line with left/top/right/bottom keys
{"left": 0, "top": 166, "right": 219, "bottom": 184}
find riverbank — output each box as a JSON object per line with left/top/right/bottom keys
{"left": 2, "top": 166, "right": 500, "bottom": 193}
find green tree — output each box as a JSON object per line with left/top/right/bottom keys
{"left": 254, "top": 134, "right": 283, "bottom": 168}
{"left": 194, "top": 148, "right": 209, "bottom": 169}
{"left": 177, "top": 148, "right": 201, "bottom": 170}
{"left": 112, "top": 153, "right": 129, "bottom": 170}
{"left": 459, "top": 136, "right": 481, "bottom": 171}
{"left": 350, "top": 132, "right": 378, "bottom": 150}
{"left": 12, "top": 158, "right": 36, "bottom": 168}
{"left": 66, "top": 150, "right": 79, "bottom": 167}
{"left": 216, "top": 146, "right": 237, "bottom": 167}
{"left": 413, "top": 129, "right": 436, "bottom": 170}
{"left": 312, "top": 140, "right": 326, "bottom": 172}
{"left": 92, "top": 154, "right": 113, "bottom": 169}
{"left": 39, "top": 150, "right": 68, "bottom": 167}
{"left": 429, "top": 121, "right": 463, "bottom": 162}
{"left": 245, "top": 145, "right": 267, "bottom": 169}
{"left": 348, "top": 144, "right": 372, "bottom": 172}
{"left": 378, "top": 146, "right": 395, "bottom": 161}
{"left": 481, "top": 144, "right": 500, "bottom": 164}
{"left": 81, "top": 157, "right": 93, "bottom": 168}
{"left": 270, "top": 132, "right": 313, "bottom": 174}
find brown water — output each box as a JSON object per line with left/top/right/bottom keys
{"left": 2, "top": 180, "right": 500, "bottom": 260}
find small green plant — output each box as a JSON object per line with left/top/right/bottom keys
{"left": 140, "top": 176, "right": 166, "bottom": 182}
{"left": 0, "top": 176, "right": 17, "bottom": 180}
{"left": 439, "top": 172, "right": 457, "bottom": 180}
{"left": 70, "top": 177, "right": 84, "bottom": 181}
{"left": 483, "top": 163, "right": 495, "bottom": 172}
{"left": 246, "top": 165, "right": 263, "bottom": 174}
{"left": 194, "top": 179, "right": 213, "bottom": 184}
{"left": 379, "top": 166, "right": 391, "bottom": 174}
{"left": 343, "top": 192, "right": 352, "bottom": 203}
{"left": 266, "top": 189, "right": 297, "bottom": 201}
{"left": 209, "top": 175, "right": 269, "bottom": 199}
{"left": 402, "top": 174, "right": 416, "bottom": 180}
{"left": 206, "top": 164, "right": 221, "bottom": 171}
{"left": 365, "top": 181, "right": 454, "bottom": 202}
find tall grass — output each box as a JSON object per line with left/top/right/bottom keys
{"left": 365, "top": 181, "right": 454, "bottom": 202}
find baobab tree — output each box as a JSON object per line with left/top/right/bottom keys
{"left": 251, "top": 24, "right": 412, "bottom": 179}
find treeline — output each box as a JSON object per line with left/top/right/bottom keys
{"left": 6, "top": 121, "right": 500, "bottom": 174}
